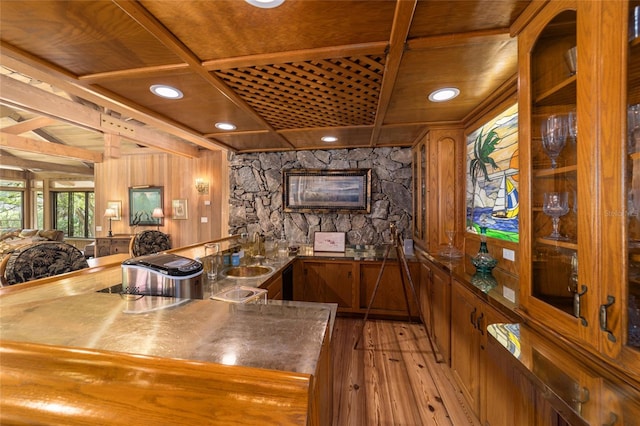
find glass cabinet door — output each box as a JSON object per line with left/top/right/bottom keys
{"left": 627, "top": 0, "right": 640, "bottom": 354}
{"left": 529, "top": 11, "right": 580, "bottom": 321}
{"left": 420, "top": 142, "right": 427, "bottom": 244}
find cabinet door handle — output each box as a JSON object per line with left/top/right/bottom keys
{"left": 575, "top": 386, "right": 589, "bottom": 404}
{"left": 476, "top": 312, "right": 485, "bottom": 335}
{"left": 603, "top": 412, "right": 618, "bottom": 426}
{"left": 470, "top": 307, "right": 477, "bottom": 328}
{"left": 599, "top": 295, "right": 617, "bottom": 343}
{"left": 574, "top": 285, "right": 588, "bottom": 326}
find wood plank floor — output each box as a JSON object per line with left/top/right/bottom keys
{"left": 331, "top": 317, "right": 481, "bottom": 426}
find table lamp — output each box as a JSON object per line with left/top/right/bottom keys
{"left": 104, "top": 208, "right": 116, "bottom": 237}
{"left": 152, "top": 208, "right": 164, "bottom": 231}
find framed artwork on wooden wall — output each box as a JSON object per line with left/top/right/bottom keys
{"left": 106, "top": 200, "right": 122, "bottom": 221}
{"left": 283, "top": 168, "right": 371, "bottom": 213}
{"left": 129, "top": 186, "right": 163, "bottom": 226}
{"left": 172, "top": 199, "right": 188, "bottom": 220}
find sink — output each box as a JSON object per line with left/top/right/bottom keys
{"left": 222, "top": 265, "right": 274, "bottom": 279}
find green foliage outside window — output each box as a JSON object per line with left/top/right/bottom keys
{"left": 0, "top": 190, "right": 24, "bottom": 229}
{"left": 54, "top": 191, "right": 95, "bottom": 238}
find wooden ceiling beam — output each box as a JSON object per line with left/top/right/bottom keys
{"left": 369, "top": 0, "right": 417, "bottom": 147}
{"left": 202, "top": 42, "right": 388, "bottom": 70}
{"left": 0, "top": 74, "right": 200, "bottom": 159}
{"left": 406, "top": 27, "right": 512, "bottom": 51}
{"left": 1, "top": 116, "right": 58, "bottom": 134}
{"left": 0, "top": 151, "right": 94, "bottom": 176}
{"left": 0, "top": 132, "right": 103, "bottom": 163}
{"left": 112, "top": 0, "right": 296, "bottom": 151}
{"left": 0, "top": 42, "right": 221, "bottom": 153}
{"left": 79, "top": 63, "right": 190, "bottom": 83}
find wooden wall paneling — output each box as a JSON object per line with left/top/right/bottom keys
{"left": 94, "top": 150, "right": 226, "bottom": 249}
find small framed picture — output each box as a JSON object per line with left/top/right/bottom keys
{"left": 106, "top": 200, "right": 122, "bottom": 221}
{"left": 172, "top": 199, "right": 188, "bottom": 220}
{"left": 313, "top": 231, "right": 346, "bottom": 252}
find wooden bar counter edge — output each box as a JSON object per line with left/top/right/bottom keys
{"left": 0, "top": 238, "right": 333, "bottom": 426}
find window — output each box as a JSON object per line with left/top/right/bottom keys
{"left": 0, "top": 179, "right": 25, "bottom": 229}
{"left": 53, "top": 191, "right": 95, "bottom": 238}
{"left": 31, "top": 179, "right": 44, "bottom": 229}
{"left": 34, "top": 190, "right": 44, "bottom": 229}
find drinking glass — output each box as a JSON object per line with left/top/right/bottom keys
{"left": 204, "top": 243, "right": 220, "bottom": 280}
{"left": 264, "top": 236, "right": 276, "bottom": 259}
{"left": 541, "top": 115, "right": 568, "bottom": 168}
{"left": 543, "top": 192, "right": 570, "bottom": 240}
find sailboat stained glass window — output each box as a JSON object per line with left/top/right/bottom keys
{"left": 466, "top": 103, "right": 519, "bottom": 243}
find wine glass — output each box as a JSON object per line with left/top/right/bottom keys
{"left": 439, "top": 229, "right": 462, "bottom": 258}
{"left": 541, "top": 115, "right": 568, "bottom": 168}
{"left": 628, "top": 104, "right": 640, "bottom": 153}
{"left": 567, "top": 110, "right": 577, "bottom": 144}
{"left": 543, "top": 192, "right": 570, "bottom": 240}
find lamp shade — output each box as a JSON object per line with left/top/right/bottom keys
{"left": 152, "top": 208, "right": 164, "bottom": 219}
{"left": 104, "top": 208, "right": 116, "bottom": 218}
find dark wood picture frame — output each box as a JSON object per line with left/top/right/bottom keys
{"left": 283, "top": 169, "right": 371, "bottom": 213}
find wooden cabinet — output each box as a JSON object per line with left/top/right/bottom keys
{"left": 519, "top": 0, "right": 638, "bottom": 378}
{"left": 261, "top": 273, "right": 282, "bottom": 300}
{"left": 295, "top": 258, "right": 421, "bottom": 317}
{"left": 299, "top": 260, "right": 354, "bottom": 310}
{"left": 419, "top": 258, "right": 451, "bottom": 364}
{"left": 412, "top": 140, "right": 427, "bottom": 248}
{"left": 626, "top": 0, "right": 640, "bottom": 384}
{"left": 358, "top": 261, "right": 420, "bottom": 318}
{"left": 450, "top": 278, "right": 510, "bottom": 420}
{"left": 95, "top": 236, "right": 132, "bottom": 257}
{"left": 485, "top": 331, "right": 567, "bottom": 426}
{"left": 485, "top": 335, "right": 536, "bottom": 426}
{"left": 486, "top": 320, "right": 640, "bottom": 426}
{"left": 412, "top": 129, "right": 462, "bottom": 253}
{"left": 431, "top": 261, "right": 451, "bottom": 365}
{"left": 418, "top": 261, "right": 433, "bottom": 335}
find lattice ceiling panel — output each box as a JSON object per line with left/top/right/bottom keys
{"left": 214, "top": 55, "right": 386, "bottom": 130}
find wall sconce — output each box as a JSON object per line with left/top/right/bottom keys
{"left": 195, "top": 179, "right": 209, "bottom": 194}
{"left": 104, "top": 208, "right": 116, "bottom": 237}
{"left": 152, "top": 208, "right": 164, "bottom": 231}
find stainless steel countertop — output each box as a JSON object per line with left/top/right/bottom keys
{"left": 0, "top": 292, "right": 335, "bottom": 375}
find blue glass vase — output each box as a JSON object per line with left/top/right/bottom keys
{"left": 471, "top": 227, "right": 498, "bottom": 274}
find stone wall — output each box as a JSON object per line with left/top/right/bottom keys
{"left": 228, "top": 147, "right": 413, "bottom": 245}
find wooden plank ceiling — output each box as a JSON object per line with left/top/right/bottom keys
{"left": 0, "top": 0, "right": 530, "bottom": 173}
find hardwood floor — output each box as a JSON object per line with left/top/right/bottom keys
{"left": 331, "top": 317, "right": 480, "bottom": 426}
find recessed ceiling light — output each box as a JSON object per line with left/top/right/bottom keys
{"left": 215, "top": 122, "right": 237, "bottom": 131}
{"left": 321, "top": 136, "right": 338, "bottom": 143}
{"left": 150, "top": 84, "right": 183, "bottom": 99}
{"left": 428, "top": 87, "right": 460, "bottom": 102}
{"left": 245, "top": 0, "right": 285, "bottom": 8}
